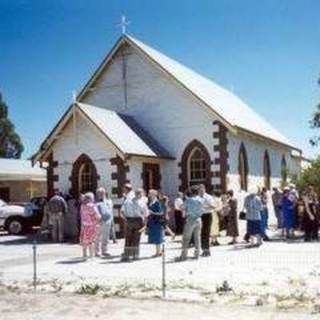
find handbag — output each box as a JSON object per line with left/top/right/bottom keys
{"left": 239, "top": 211, "right": 246, "bottom": 220}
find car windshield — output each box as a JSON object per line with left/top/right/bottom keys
{"left": 0, "top": 199, "right": 6, "bottom": 207}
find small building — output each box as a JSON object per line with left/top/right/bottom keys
{"left": 0, "top": 159, "right": 47, "bottom": 203}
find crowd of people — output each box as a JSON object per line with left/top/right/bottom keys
{"left": 243, "top": 184, "right": 319, "bottom": 246}
{"left": 40, "top": 182, "right": 320, "bottom": 262}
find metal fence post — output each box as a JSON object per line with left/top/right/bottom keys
{"left": 32, "top": 239, "right": 37, "bottom": 291}
{"left": 162, "top": 242, "right": 166, "bottom": 299}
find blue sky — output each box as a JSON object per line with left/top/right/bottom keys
{"left": 1, "top": 0, "right": 320, "bottom": 159}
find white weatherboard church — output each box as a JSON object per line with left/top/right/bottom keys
{"left": 33, "top": 34, "right": 301, "bottom": 211}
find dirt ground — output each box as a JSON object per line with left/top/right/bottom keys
{"left": 0, "top": 290, "right": 319, "bottom": 320}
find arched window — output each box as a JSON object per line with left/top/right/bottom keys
{"left": 281, "top": 155, "right": 287, "bottom": 184}
{"left": 71, "top": 154, "right": 98, "bottom": 195}
{"left": 263, "top": 150, "right": 271, "bottom": 190}
{"left": 188, "top": 147, "right": 207, "bottom": 185}
{"left": 79, "top": 162, "right": 94, "bottom": 193}
{"left": 180, "top": 140, "right": 212, "bottom": 191}
{"left": 238, "top": 143, "right": 249, "bottom": 191}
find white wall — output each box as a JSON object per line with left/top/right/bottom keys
{"left": 227, "top": 132, "right": 291, "bottom": 193}
{"left": 51, "top": 113, "right": 118, "bottom": 198}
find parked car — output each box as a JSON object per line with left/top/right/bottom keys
{"left": 0, "top": 199, "right": 34, "bottom": 235}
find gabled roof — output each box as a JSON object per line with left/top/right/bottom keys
{"left": 0, "top": 159, "right": 46, "bottom": 181}
{"left": 79, "top": 34, "right": 297, "bottom": 150}
{"left": 33, "top": 102, "right": 173, "bottom": 162}
{"left": 77, "top": 103, "right": 173, "bottom": 158}
{"left": 126, "top": 35, "right": 294, "bottom": 148}
{"left": 118, "top": 113, "right": 172, "bottom": 158}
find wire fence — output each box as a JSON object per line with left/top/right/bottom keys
{"left": 28, "top": 238, "right": 320, "bottom": 299}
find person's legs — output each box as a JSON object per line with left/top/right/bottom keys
{"left": 89, "top": 243, "right": 94, "bottom": 258}
{"left": 174, "top": 210, "right": 183, "bottom": 235}
{"left": 127, "top": 221, "right": 135, "bottom": 258}
{"left": 132, "top": 231, "right": 142, "bottom": 259}
{"left": 181, "top": 221, "right": 194, "bottom": 259}
{"left": 211, "top": 211, "right": 220, "bottom": 245}
{"left": 201, "top": 214, "right": 207, "bottom": 250}
{"left": 285, "top": 228, "right": 291, "bottom": 239}
{"left": 131, "top": 218, "right": 143, "bottom": 259}
{"left": 95, "top": 224, "right": 102, "bottom": 256}
{"left": 193, "top": 220, "right": 201, "bottom": 258}
{"left": 122, "top": 220, "right": 132, "bottom": 261}
{"left": 110, "top": 220, "right": 117, "bottom": 243}
{"left": 51, "top": 217, "right": 58, "bottom": 242}
{"left": 155, "top": 244, "right": 162, "bottom": 256}
{"left": 82, "top": 246, "right": 88, "bottom": 259}
{"left": 57, "top": 214, "right": 64, "bottom": 242}
{"left": 101, "top": 221, "right": 111, "bottom": 255}
{"left": 265, "top": 209, "right": 269, "bottom": 228}
{"left": 201, "top": 213, "right": 212, "bottom": 255}
{"left": 304, "top": 218, "right": 312, "bottom": 242}
{"left": 165, "top": 226, "right": 175, "bottom": 238}
{"left": 315, "top": 223, "right": 319, "bottom": 241}
{"left": 256, "top": 234, "right": 262, "bottom": 246}
{"left": 311, "top": 220, "right": 319, "bottom": 240}
{"left": 260, "top": 210, "right": 267, "bottom": 239}
{"left": 275, "top": 208, "right": 281, "bottom": 229}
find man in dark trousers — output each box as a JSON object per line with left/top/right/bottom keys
{"left": 199, "top": 184, "right": 216, "bottom": 257}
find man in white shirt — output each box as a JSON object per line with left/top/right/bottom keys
{"left": 199, "top": 184, "right": 216, "bottom": 257}
{"left": 174, "top": 192, "right": 185, "bottom": 235}
{"left": 121, "top": 186, "right": 148, "bottom": 261}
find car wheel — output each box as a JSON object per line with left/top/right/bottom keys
{"left": 6, "top": 218, "right": 25, "bottom": 235}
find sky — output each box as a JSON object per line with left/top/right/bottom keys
{"left": 1, "top": 0, "right": 320, "bottom": 159}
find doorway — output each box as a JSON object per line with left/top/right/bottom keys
{"left": 142, "top": 163, "right": 161, "bottom": 192}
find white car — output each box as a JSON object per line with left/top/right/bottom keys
{"left": 0, "top": 199, "right": 34, "bottom": 235}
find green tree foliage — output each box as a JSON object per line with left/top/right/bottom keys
{"left": 0, "top": 93, "right": 24, "bottom": 158}
{"left": 293, "top": 157, "right": 320, "bottom": 194}
{"left": 310, "top": 77, "right": 320, "bottom": 146}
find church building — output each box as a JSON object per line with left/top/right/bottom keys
{"left": 32, "top": 34, "right": 301, "bottom": 210}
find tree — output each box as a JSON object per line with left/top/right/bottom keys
{"left": 310, "top": 77, "right": 320, "bottom": 146}
{"left": 292, "top": 157, "right": 320, "bottom": 194}
{"left": 0, "top": 93, "right": 24, "bottom": 158}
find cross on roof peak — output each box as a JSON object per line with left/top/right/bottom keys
{"left": 118, "top": 15, "right": 130, "bottom": 35}
{"left": 72, "top": 90, "right": 77, "bottom": 103}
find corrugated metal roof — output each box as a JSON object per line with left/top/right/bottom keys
{"left": 78, "top": 103, "right": 173, "bottom": 158}
{"left": 0, "top": 159, "right": 46, "bottom": 180}
{"left": 126, "top": 35, "right": 292, "bottom": 147}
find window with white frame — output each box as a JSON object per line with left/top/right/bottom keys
{"left": 188, "top": 147, "right": 207, "bottom": 185}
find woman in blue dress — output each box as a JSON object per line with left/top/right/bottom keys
{"left": 281, "top": 187, "right": 296, "bottom": 239}
{"left": 148, "top": 189, "right": 165, "bottom": 257}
